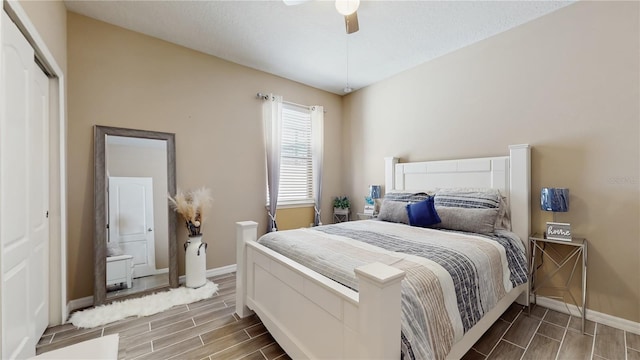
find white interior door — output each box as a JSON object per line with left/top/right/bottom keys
{"left": 1, "top": 10, "right": 49, "bottom": 359}
{"left": 108, "top": 177, "right": 155, "bottom": 278}
{"left": 30, "top": 54, "right": 50, "bottom": 340}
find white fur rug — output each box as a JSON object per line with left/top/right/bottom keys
{"left": 69, "top": 281, "right": 218, "bottom": 329}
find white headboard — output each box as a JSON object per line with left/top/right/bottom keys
{"left": 384, "top": 145, "right": 531, "bottom": 246}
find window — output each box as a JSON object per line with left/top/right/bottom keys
{"left": 277, "top": 103, "right": 313, "bottom": 205}
{"left": 272, "top": 103, "right": 314, "bottom": 206}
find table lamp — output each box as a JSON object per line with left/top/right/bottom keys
{"left": 540, "top": 187, "right": 571, "bottom": 241}
{"left": 364, "top": 185, "right": 382, "bottom": 215}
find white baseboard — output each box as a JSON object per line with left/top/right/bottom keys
{"left": 67, "top": 296, "right": 94, "bottom": 315}
{"left": 178, "top": 264, "right": 237, "bottom": 283}
{"left": 535, "top": 295, "right": 640, "bottom": 335}
{"left": 66, "top": 264, "right": 237, "bottom": 318}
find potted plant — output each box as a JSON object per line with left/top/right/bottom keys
{"left": 333, "top": 196, "right": 350, "bottom": 215}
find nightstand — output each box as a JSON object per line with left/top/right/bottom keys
{"left": 529, "top": 233, "right": 587, "bottom": 333}
{"left": 356, "top": 213, "right": 377, "bottom": 220}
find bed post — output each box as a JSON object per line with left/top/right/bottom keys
{"left": 354, "top": 262, "right": 405, "bottom": 359}
{"left": 508, "top": 145, "right": 531, "bottom": 251}
{"left": 384, "top": 157, "right": 399, "bottom": 194}
{"left": 236, "top": 221, "right": 258, "bottom": 318}
{"left": 508, "top": 144, "right": 531, "bottom": 305}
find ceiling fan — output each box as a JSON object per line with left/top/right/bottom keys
{"left": 283, "top": 0, "right": 360, "bottom": 34}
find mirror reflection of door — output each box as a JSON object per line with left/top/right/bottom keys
{"left": 105, "top": 135, "right": 169, "bottom": 298}
{"left": 108, "top": 176, "right": 155, "bottom": 277}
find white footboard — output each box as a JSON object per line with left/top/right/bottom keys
{"left": 236, "top": 221, "right": 405, "bottom": 359}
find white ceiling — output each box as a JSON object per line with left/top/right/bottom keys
{"left": 64, "top": 0, "right": 574, "bottom": 95}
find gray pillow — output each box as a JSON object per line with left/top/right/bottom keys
{"left": 434, "top": 206, "right": 498, "bottom": 235}
{"left": 377, "top": 200, "right": 409, "bottom": 224}
{"left": 434, "top": 188, "right": 510, "bottom": 231}
{"left": 434, "top": 188, "right": 501, "bottom": 209}
{"left": 384, "top": 192, "right": 432, "bottom": 203}
{"left": 495, "top": 195, "right": 511, "bottom": 230}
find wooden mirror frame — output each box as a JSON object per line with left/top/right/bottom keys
{"left": 93, "top": 125, "right": 178, "bottom": 305}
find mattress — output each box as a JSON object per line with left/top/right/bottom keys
{"left": 257, "top": 219, "right": 528, "bottom": 360}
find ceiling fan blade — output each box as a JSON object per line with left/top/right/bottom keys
{"left": 283, "top": 0, "right": 312, "bottom": 5}
{"left": 345, "top": 11, "right": 359, "bottom": 34}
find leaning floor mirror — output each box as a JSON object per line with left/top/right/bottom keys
{"left": 94, "top": 125, "right": 178, "bottom": 305}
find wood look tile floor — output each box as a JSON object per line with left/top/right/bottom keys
{"left": 38, "top": 273, "right": 639, "bottom": 360}
{"left": 38, "top": 273, "right": 290, "bottom": 360}
{"left": 464, "top": 305, "right": 640, "bottom": 360}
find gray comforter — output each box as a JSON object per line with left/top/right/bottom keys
{"left": 257, "top": 220, "right": 528, "bottom": 360}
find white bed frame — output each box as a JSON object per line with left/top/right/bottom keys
{"left": 236, "top": 144, "right": 531, "bottom": 359}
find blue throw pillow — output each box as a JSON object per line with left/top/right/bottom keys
{"left": 406, "top": 197, "right": 441, "bottom": 228}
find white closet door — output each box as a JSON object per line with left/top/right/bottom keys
{"left": 1, "top": 10, "right": 49, "bottom": 359}
{"left": 30, "top": 56, "right": 50, "bottom": 340}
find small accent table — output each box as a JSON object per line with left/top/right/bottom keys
{"left": 529, "top": 233, "right": 587, "bottom": 333}
{"left": 333, "top": 209, "right": 349, "bottom": 223}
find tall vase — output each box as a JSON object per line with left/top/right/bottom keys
{"left": 184, "top": 235, "right": 207, "bottom": 288}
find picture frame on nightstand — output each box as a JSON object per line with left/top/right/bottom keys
{"left": 546, "top": 222, "right": 572, "bottom": 241}
{"left": 363, "top": 205, "right": 375, "bottom": 215}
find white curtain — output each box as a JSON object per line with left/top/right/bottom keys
{"left": 263, "top": 94, "right": 283, "bottom": 232}
{"left": 311, "top": 106, "right": 324, "bottom": 226}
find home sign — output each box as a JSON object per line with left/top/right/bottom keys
{"left": 546, "top": 222, "right": 572, "bottom": 241}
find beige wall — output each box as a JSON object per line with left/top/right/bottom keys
{"left": 17, "top": 0, "right": 67, "bottom": 325}
{"left": 276, "top": 207, "right": 315, "bottom": 230}
{"left": 343, "top": 1, "right": 639, "bottom": 322}
{"left": 107, "top": 142, "right": 169, "bottom": 269}
{"left": 19, "top": 0, "right": 67, "bottom": 73}
{"left": 67, "top": 12, "right": 343, "bottom": 301}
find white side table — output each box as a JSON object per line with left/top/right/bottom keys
{"left": 529, "top": 233, "right": 587, "bottom": 333}
{"left": 333, "top": 208, "right": 349, "bottom": 223}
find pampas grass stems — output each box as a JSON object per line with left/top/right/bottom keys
{"left": 168, "top": 187, "right": 213, "bottom": 237}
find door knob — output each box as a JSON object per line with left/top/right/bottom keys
{"left": 148, "top": 228, "right": 153, "bottom": 232}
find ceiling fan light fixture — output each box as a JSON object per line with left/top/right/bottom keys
{"left": 335, "top": 0, "right": 360, "bottom": 16}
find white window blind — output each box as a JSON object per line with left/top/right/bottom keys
{"left": 272, "top": 103, "right": 314, "bottom": 206}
